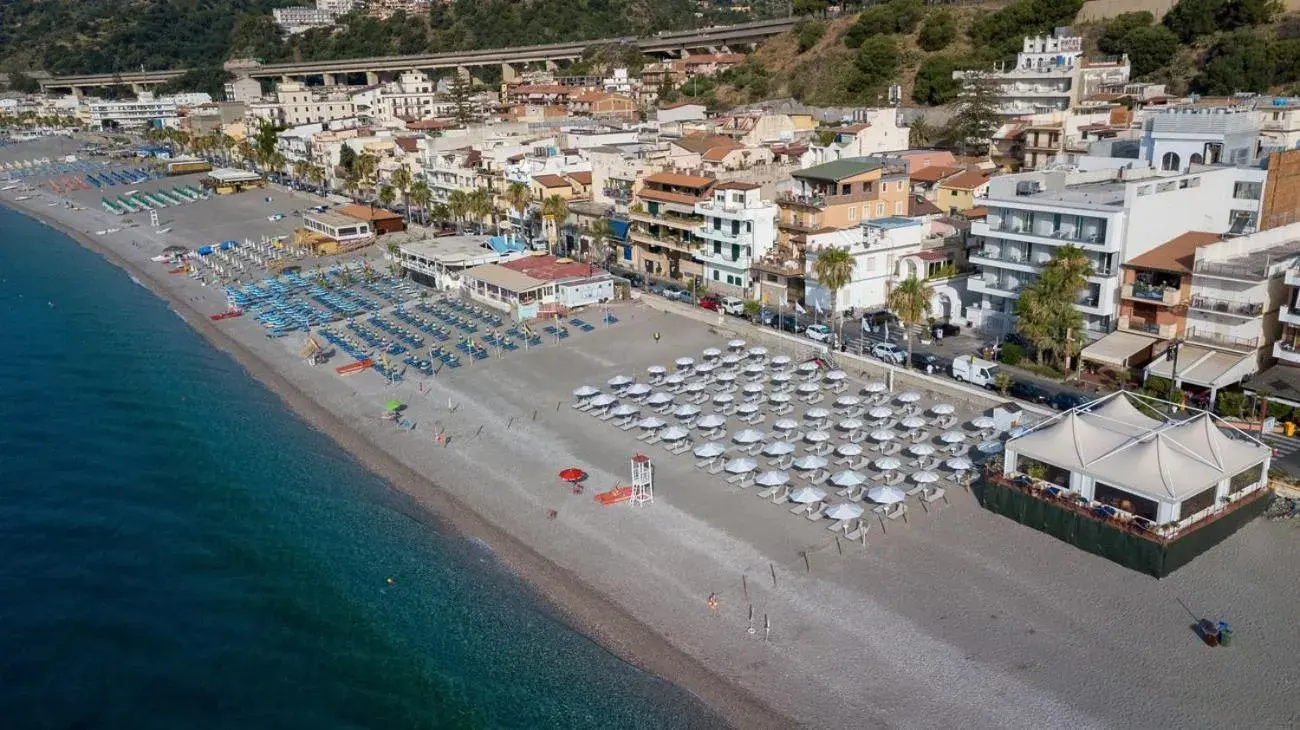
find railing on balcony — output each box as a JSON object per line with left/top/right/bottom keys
{"left": 989, "top": 220, "right": 1106, "bottom": 245}
{"left": 778, "top": 188, "right": 884, "bottom": 209}
{"left": 603, "top": 187, "right": 632, "bottom": 202}
{"left": 1188, "top": 295, "right": 1265, "bottom": 318}
{"left": 1185, "top": 327, "right": 1260, "bottom": 351}
{"left": 1193, "top": 259, "right": 1269, "bottom": 281}
{"left": 697, "top": 224, "right": 742, "bottom": 241}
{"left": 1122, "top": 282, "right": 1183, "bottom": 306}
{"left": 1120, "top": 315, "right": 1174, "bottom": 338}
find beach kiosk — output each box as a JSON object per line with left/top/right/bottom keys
{"left": 987, "top": 391, "right": 1273, "bottom": 577}
{"left": 202, "top": 168, "right": 265, "bottom": 195}
{"left": 295, "top": 210, "right": 375, "bottom": 256}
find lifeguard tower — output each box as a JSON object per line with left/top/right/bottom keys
{"left": 630, "top": 453, "right": 653, "bottom": 506}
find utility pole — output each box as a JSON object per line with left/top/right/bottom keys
{"left": 1166, "top": 339, "right": 1183, "bottom": 411}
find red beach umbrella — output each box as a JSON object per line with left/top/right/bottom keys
{"left": 559, "top": 468, "right": 587, "bottom": 484}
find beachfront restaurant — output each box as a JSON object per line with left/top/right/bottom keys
{"left": 393, "top": 235, "right": 521, "bottom": 289}
{"left": 201, "top": 168, "right": 266, "bottom": 195}
{"left": 986, "top": 391, "right": 1272, "bottom": 577}
{"left": 295, "top": 210, "right": 374, "bottom": 256}
{"left": 460, "top": 263, "right": 554, "bottom": 321}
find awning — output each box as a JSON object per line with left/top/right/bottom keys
{"left": 1145, "top": 345, "right": 1257, "bottom": 388}
{"left": 1245, "top": 363, "right": 1300, "bottom": 407}
{"left": 1080, "top": 330, "right": 1158, "bottom": 368}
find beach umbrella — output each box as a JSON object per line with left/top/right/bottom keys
{"left": 771, "top": 371, "right": 793, "bottom": 383}
{"left": 744, "top": 362, "right": 765, "bottom": 375}
{"left": 825, "top": 369, "right": 847, "bottom": 381}
{"left": 771, "top": 354, "right": 792, "bottom": 368}
{"left": 749, "top": 346, "right": 768, "bottom": 357}
{"left": 713, "top": 393, "right": 735, "bottom": 405}
{"left": 664, "top": 373, "right": 686, "bottom": 386}
{"left": 931, "top": 403, "right": 955, "bottom": 415}
{"left": 789, "top": 486, "right": 828, "bottom": 504}
{"left": 830, "top": 470, "right": 867, "bottom": 488}
{"left": 743, "top": 382, "right": 765, "bottom": 394}
{"left": 638, "top": 416, "right": 666, "bottom": 430}
{"left": 736, "top": 402, "right": 760, "bottom": 415}
{"left": 797, "top": 361, "right": 818, "bottom": 373}
{"left": 733, "top": 429, "right": 764, "bottom": 444}
{"left": 728, "top": 339, "right": 746, "bottom": 350}
{"left": 870, "top": 429, "right": 895, "bottom": 442}
{"left": 572, "top": 385, "right": 599, "bottom": 398}
{"left": 773, "top": 418, "right": 799, "bottom": 432}
{"left": 806, "top": 407, "right": 831, "bottom": 420}
{"left": 793, "top": 454, "right": 828, "bottom": 471}
{"left": 837, "top": 417, "right": 865, "bottom": 431}
{"left": 646, "top": 392, "right": 674, "bottom": 406}
{"left": 674, "top": 403, "right": 701, "bottom": 418}
{"left": 769, "top": 392, "right": 792, "bottom": 404}
{"left": 946, "top": 457, "right": 974, "bottom": 471}
{"left": 589, "top": 393, "right": 617, "bottom": 407}
{"left": 611, "top": 404, "right": 639, "bottom": 417}
{"left": 901, "top": 416, "right": 927, "bottom": 430}
{"left": 763, "top": 440, "right": 796, "bottom": 456}
{"left": 626, "top": 383, "right": 652, "bottom": 397}
{"left": 721, "top": 353, "right": 743, "bottom": 366}
{"left": 797, "top": 382, "right": 820, "bottom": 394}
{"left": 825, "top": 502, "right": 864, "bottom": 520}
{"left": 724, "top": 457, "right": 758, "bottom": 474}
{"left": 754, "top": 470, "right": 790, "bottom": 487}
{"left": 696, "top": 413, "right": 727, "bottom": 429}
{"left": 836, "top": 442, "right": 863, "bottom": 457}
{"left": 716, "top": 372, "right": 737, "bottom": 384}
{"left": 867, "top": 485, "right": 906, "bottom": 504}
{"left": 897, "top": 391, "right": 922, "bottom": 403}
{"left": 978, "top": 441, "right": 1005, "bottom": 455}
{"left": 874, "top": 456, "right": 901, "bottom": 471}
{"left": 695, "top": 362, "right": 717, "bottom": 375}
{"left": 805, "top": 430, "right": 831, "bottom": 443}
{"left": 675, "top": 356, "right": 695, "bottom": 370}
{"left": 909, "top": 443, "right": 936, "bottom": 457}
{"left": 834, "top": 395, "right": 861, "bottom": 407}
{"left": 694, "top": 442, "right": 727, "bottom": 458}
{"left": 607, "top": 375, "right": 633, "bottom": 388}
{"left": 940, "top": 431, "right": 967, "bottom": 444}
{"left": 685, "top": 381, "right": 707, "bottom": 393}
{"left": 912, "top": 470, "right": 940, "bottom": 484}
{"left": 868, "top": 406, "right": 894, "bottom": 419}
{"left": 660, "top": 425, "right": 690, "bottom": 442}
{"left": 384, "top": 400, "right": 404, "bottom": 412}
{"left": 559, "top": 468, "right": 587, "bottom": 483}
{"left": 647, "top": 365, "right": 667, "bottom": 376}
{"left": 862, "top": 380, "right": 888, "bottom": 393}
{"left": 971, "top": 416, "right": 998, "bottom": 430}
{"left": 702, "top": 347, "right": 722, "bottom": 359}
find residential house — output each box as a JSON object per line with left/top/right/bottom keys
{"left": 935, "top": 170, "right": 991, "bottom": 215}
{"left": 694, "top": 182, "right": 777, "bottom": 295}
{"left": 532, "top": 173, "right": 575, "bottom": 201}
{"left": 682, "top": 53, "right": 746, "bottom": 78}
{"left": 954, "top": 31, "right": 1131, "bottom": 117}
{"left": 627, "top": 171, "right": 715, "bottom": 282}
{"left": 714, "top": 113, "right": 796, "bottom": 147}
{"left": 909, "top": 165, "right": 962, "bottom": 200}
{"left": 808, "top": 108, "right": 910, "bottom": 163}
{"left": 656, "top": 101, "right": 708, "bottom": 124}
{"left": 701, "top": 144, "right": 773, "bottom": 172}
{"left": 570, "top": 92, "right": 639, "bottom": 122}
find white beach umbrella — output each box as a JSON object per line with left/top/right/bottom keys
{"left": 870, "top": 429, "right": 895, "bottom": 442}
{"left": 728, "top": 339, "right": 747, "bottom": 351}
{"left": 806, "top": 407, "right": 831, "bottom": 420}
{"left": 769, "top": 392, "right": 792, "bottom": 404}
{"left": 946, "top": 456, "right": 974, "bottom": 471}
{"left": 724, "top": 457, "right": 758, "bottom": 474}
{"left": 684, "top": 380, "right": 707, "bottom": 393}
{"left": 607, "top": 375, "right": 633, "bottom": 388}
{"left": 754, "top": 470, "right": 790, "bottom": 487}
{"left": 675, "top": 356, "right": 695, "bottom": 370}
{"left": 912, "top": 470, "right": 940, "bottom": 484}
{"left": 771, "top": 371, "right": 793, "bottom": 383}
{"left": 647, "top": 365, "right": 667, "bottom": 375}
{"left": 716, "top": 372, "right": 737, "bottom": 384}
{"left": 862, "top": 380, "right": 887, "bottom": 393}
{"left": 940, "top": 431, "right": 967, "bottom": 444}
{"left": 838, "top": 417, "right": 865, "bottom": 431}
{"left": 979, "top": 441, "right": 1005, "bottom": 454}
{"left": 721, "top": 353, "right": 743, "bottom": 366}
{"left": 825, "top": 502, "right": 864, "bottom": 520}
{"left": 773, "top": 418, "right": 799, "bottom": 432}
{"left": 868, "top": 485, "right": 906, "bottom": 504}
{"left": 733, "top": 429, "right": 765, "bottom": 444}
{"left": 638, "top": 416, "right": 666, "bottom": 430}
{"left": 771, "top": 354, "right": 792, "bottom": 368}
{"left": 971, "top": 416, "right": 998, "bottom": 430}
{"left": 825, "top": 369, "right": 847, "bottom": 381}
{"left": 626, "top": 383, "right": 652, "bottom": 396}
{"left": 573, "top": 385, "right": 599, "bottom": 398}
{"left": 793, "top": 454, "right": 828, "bottom": 471}
{"left": 743, "top": 382, "right": 765, "bottom": 394}
{"left": 589, "top": 393, "right": 617, "bottom": 407}
{"left": 868, "top": 406, "right": 894, "bottom": 419}
{"left": 674, "top": 403, "right": 702, "bottom": 418}
{"left": 763, "top": 440, "right": 796, "bottom": 456}
{"left": 713, "top": 393, "right": 735, "bottom": 405}
{"left": 834, "top": 395, "right": 862, "bottom": 407}
{"left": 931, "top": 403, "right": 956, "bottom": 415}
{"left": 744, "top": 362, "right": 765, "bottom": 375}
{"left": 660, "top": 425, "right": 690, "bottom": 442}
{"left": 695, "top": 362, "right": 717, "bottom": 375}
{"left": 694, "top": 441, "right": 727, "bottom": 458}
{"left": 805, "top": 430, "right": 831, "bottom": 443}
{"left": 897, "top": 391, "right": 922, "bottom": 403}
{"left": 874, "top": 456, "right": 901, "bottom": 471}
{"left": 836, "top": 442, "right": 863, "bottom": 457}
{"left": 736, "top": 402, "right": 760, "bottom": 415}
{"left": 789, "top": 486, "right": 828, "bottom": 504}
{"left": 696, "top": 413, "right": 727, "bottom": 429}
{"left": 611, "top": 404, "right": 639, "bottom": 417}
{"left": 749, "top": 346, "right": 768, "bottom": 357}
{"left": 797, "top": 381, "right": 821, "bottom": 394}
{"left": 646, "top": 392, "right": 674, "bottom": 406}
{"left": 901, "top": 416, "right": 927, "bottom": 430}
{"left": 797, "top": 361, "right": 819, "bottom": 373}
{"left": 830, "top": 470, "right": 867, "bottom": 488}
{"left": 702, "top": 347, "right": 722, "bottom": 359}
{"left": 909, "top": 443, "right": 936, "bottom": 457}
{"left": 664, "top": 372, "right": 686, "bottom": 385}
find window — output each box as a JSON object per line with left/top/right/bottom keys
{"left": 712, "top": 270, "right": 719, "bottom": 280}
{"left": 1231, "top": 463, "right": 1264, "bottom": 493}
{"left": 848, "top": 207, "right": 858, "bottom": 220}
{"left": 894, "top": 201, "right": 904, "bottom": 214}
{"left": 1160, "top": 151, "right": 1180, "bottom": 171}
{"left": 622, "top": 245, "right": 632, "bottom": 261}
{"left": 876, "top": 203, "right": 884, "bottom": 216}
{"left": 1179, "top": 486, "right": 1217, "bottom": 521}
{"left": 898, "top": 181, "right": 905, "bottom": 192}
{"left": 1233, "top": 181, "right": 1263, "bottom": 200}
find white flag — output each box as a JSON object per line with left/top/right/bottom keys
{"left": 814, "top": 301, "right": 824, "bottom": 315}
{"left": 794, "top": 302, "right": 807, "bottom": 315}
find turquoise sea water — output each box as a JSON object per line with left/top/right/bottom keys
{"left": 0, "top": 206, "right": 718, "bottom": 729}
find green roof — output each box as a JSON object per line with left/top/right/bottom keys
{"left": 792, "top": 157, "right": 883, "bottom": 183}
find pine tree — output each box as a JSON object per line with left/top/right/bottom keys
{"left": 448, "top": 72, "right": 476, "bottom": 126}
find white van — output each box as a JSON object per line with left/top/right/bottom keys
{"left": 951, "top": 355, "right": 999, "bottom": 388}
{"left": 721, "top": 296, "right": 746, "bottom": 316}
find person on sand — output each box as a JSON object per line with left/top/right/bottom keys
{"left": 654, "top": 331, "right": 661, "bottom": 344}
{"left": 707, "top": 592, "right": 719, "bottom": 617}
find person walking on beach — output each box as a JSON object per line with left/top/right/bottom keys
{"left": 654, "top": 331, "right": 661, "bottom": 344}
{"left": 707, "top": 592, "right": 719, "bottom": 617}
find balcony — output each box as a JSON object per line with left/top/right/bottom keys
{"left": 1193, "top": 259, "right": 1269, "bottom": 282}
{"left": 1184, "top": 326, "right": 1260, "bottom": 352}
{"left": 698, "top": 246, "right": 748, "bottom": 267}
{"left": 602, "top": 187, "right": 632, "bottom": 202}
{"left": 1118, "top": 315, "right": 1176, "bottom": 339}
{"left": 696, "top": 224, "right": 743, "bottom": 241}
{"left": 751, "top": 246, "right": 803, "bottom": 277}
{"left": 629, "top": 210, "right": 702, "bottom": 231}
{"left": 1286, "top": 269, "right": 1300, "bottom": 288}
{"left": 970, "top": 276, "right": 1024, "bottom": 298}
{"left": 1280, "top": 305, "right": 1300, "bottom": 326}
{"left": 628, "top": 229, "right": 700, "bottom": 254}
{"left": 973, "top": 220, "right": 1110, "bottom": 249}
{"left": 1187, "top": 295, "right": 1265, "bottom": 319}
{"left": 697, "top": 200, "right": 759, "bottom": 218}
{"left": 1121, "top": 283, "right": 1184, "bottom": 307}
{"left": 778, "top": 189, "right": 878, "bottom": 210}
{"left": 1274, "top": 339, "right": 1300, "bottom": 364}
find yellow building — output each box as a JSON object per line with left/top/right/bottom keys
{"left": 934, "top": 169, "right": 991, "bottom": 215}
{"left": 629, "top": 171, "right": 715, "bottom": 282}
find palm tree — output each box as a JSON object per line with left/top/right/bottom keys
{"left": 389, "top": 166, "right": 412, "bottom": 221}
{"left": 447, "top": 189, "right": 471, "bottom": 232}
{"left": 468, "top": 187, "right": 494, "bottom": 233}
{"left": 812, "top": 246, "right": 854, "bottom": 343}
{"left": 409, "top": 179, "right": 432, "bottom": 226}
{"left": 236, "top": 140, "right": 255, "bottom": 168}
{"left": 354, "top": 152, "right": 377, "bottom": 202}
{"left": 378, "top": 184, "right": 396, "bottom": 209}
{"left": 586, "top": 218, "right": 613, "bottom": 266}
{"left": 887, "top": 275, "right": 934, "bottom": 368}
{"left": 429, "top": 203, "right": 449, "bottom": 228}
{"left": 292, "top": 160, "right": 309, "bottom": 188}
{"left": 504, "top": 181, "right": 532, "bottom": 235}
{"left": 541, "top": 195, "right": 569, "bottom": 255}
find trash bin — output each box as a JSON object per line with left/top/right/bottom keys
{"left": 1287, "top": 421, "right": 1296, "bottom": 438}
{"left": 1217, "top": 621, "right": 1233, "bottom": 647}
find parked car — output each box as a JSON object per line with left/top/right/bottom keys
{"left": 930, "top": 322, "right": 961, "bottom": 339}
{"left": 756, "top": 307, "right": 777, "bottom": 325}
{"left": 698, "top": 294, "right": 721, "bottom": 311}
{"left": 663, "top": 287, "right": 690, "bottom": 302}
{"left": 621, "top": 272, "right": 645, "bottom": 288}
{"left": 871, "top": 342, "right": 906, "bottom": 364}
{"left": 910, "top": 352, "right": 947, "bottom": 372}
{"left": 951, "top": 355, "right": 1000, "bottom": 388}
{"left": 861, "top": 309, "right": 899, "bottom": 335}
{"left": 1050, "top": 392, "right": 1091, "bottom": 411}
{"left": 805, "top": 323, "right": 833, "bottom": 343}
{"left": 775, "top": 314, "right": 800, "bottom": 333}
{"left": 721, "top": 296, "right": 746, "bottom": 316}
{"left": 1009, "top": 380, "right": 1050, "bottom": 404}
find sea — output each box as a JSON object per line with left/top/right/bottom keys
{"left": 0, "top": 205, "right": 719, "bottom": 729}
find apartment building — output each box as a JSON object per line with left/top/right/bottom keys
{"left": 693, "top": 182, "right": 777, "bottom": 295}
{"left": 373, "top": 71, "right": 451, "bottom": 123}
{"left": 753, "top": 157, "right": 909, "bottom": 305}
{"left": 249, "top": 82, "right": 358, "bottom": 127}
{"left": 969, "top": 165, "right": 1247, "bottom": 338}
{"left": 273, "top": 6, "right": 337, "bottom": 33}
{"left": 88, "top": 92, "right": 179, "bottom": 130}
{"left": 806, "top": 108, "right": 910, "bottom": 164}
{"left": 955, "top": 31, "right": 1130, "bottom": 117}
{"left": 627, "top": 172, "right": 715, "bottom": 282}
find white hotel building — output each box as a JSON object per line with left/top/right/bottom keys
{"left": 693, "top": 182, "right": 776, "bottom": 295}
{"left": 956, "top": 31, "right": 1130, "bottom": 117}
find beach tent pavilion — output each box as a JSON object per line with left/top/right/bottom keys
{"left": 201, "top": 168, "right": 265, "bottom": 195}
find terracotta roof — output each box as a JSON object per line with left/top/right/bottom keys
{"left": 962, "top": 207, "right": 988, "bottom": 219}
{"left": 914, "top": 250, "right": 949, "bottom": 261}
{"left": 501, "top": 254, "right": 598, "bottom": 281}
{"left": 715, "top": 181, "right": 761, "bottom": 191}
{"left": 637, "top": 187, "right": 709, "bottom": 206}
{"left": 336, "top": 203, "right": 403, "bottom": 222}
{"left": 908, "top": 196, "right": 943, "bottom": 216}
{"left": 1126, "top": 231, "right": 1222, "bottom": 275}
{"left": 643, "top": 171, "right": 714, "bottom": 189}
{"left": 839, "top": 123, "right": 870, "bottom": 134}
{"left": 405, "top": 119, "right": 455, "bottom": 131}
{"left": 702, "top": 146, "right": 738, "bottom": 162}
{"left": 393, "top": 137, "right": 419, "bottom": 153}
{"left": 532, "top": 174, "right": 572, "bottom": 189}
{"left": 573, "top": 91, "right": 609, "bottom": 103}
{"left": 567, "top": 171, "right": 592, "bottom": 185}
{"left": 909, "top": 165, "right": 961, "bottom": 184}
{"left": 939, "top": 170, "right": 990, "bottom": 191}
{"left": 672, "top": 134, "right": 739, "bottom": 155}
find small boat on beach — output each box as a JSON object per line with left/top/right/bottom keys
{"left": 209, "top": 309, "right": 244, "bottom": 321}
{"left": 336, "top": 358, "right": 373, "bottom": 375}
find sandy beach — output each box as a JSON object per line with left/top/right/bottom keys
{"left": 5, "top": 137, "right": 1300, "bottom": 729}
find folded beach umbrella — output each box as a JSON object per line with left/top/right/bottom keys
{"left": 696, "top": 413, "right": 727, "bottom": 429}
{"left": 793, "top": 454, "right": 828, "bottom": 471}
{"left": 638, "top": 416, "right": 666, "bottom": 430}
{"left": 789, "top": 486, "right": 827, "bottom": 503}
{"left": 694, "top": 442, "right": 726, "bottom": 458}
{"left": 732, "top": 428, "right": 764, "bottom": 444}
{"left": 868, "top": 485, "right": 906, "bottom": 504}
{"left": 754, "top": 470, "right": 789, "bottom": 487}
{"left": 572, "top": 385, "right": 598, "bottom": 398}
{"left": 763, "top": 440, "right": 796, "bottom": 456}
{"left": 825, "top": 502, "right": 864, "bottom": 520}
{"left": 660, "top": 425, "right": 690, "bottom": 442}
{"left": 724, "top": 457, "right": 758, "bottom": 474}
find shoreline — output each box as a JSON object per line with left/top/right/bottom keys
{"left": 4, "top": 197, "right": 789, "bottom": 729}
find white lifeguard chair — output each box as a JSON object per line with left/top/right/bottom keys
{"left": 630, "top": 453, "right": 653, "bottom": 507}
{"left": 149, "top": 209, "right": 159, "bottom": 228}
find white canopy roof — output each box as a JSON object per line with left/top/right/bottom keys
{"left": 1079, "top": 330, "right": 1157, "bottom": 368}
{"left": 1007, "top": 392, "right": 1269, "bottom": 503}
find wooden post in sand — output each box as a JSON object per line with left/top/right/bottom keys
{"left": 769, "top": 562, "right": 777, "bottom": 588}
{"left": 800, "top": 551, "right": 810, "bottom": 573}
{"left": 742, "top": 574, "right": 749, "bottom": 603}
